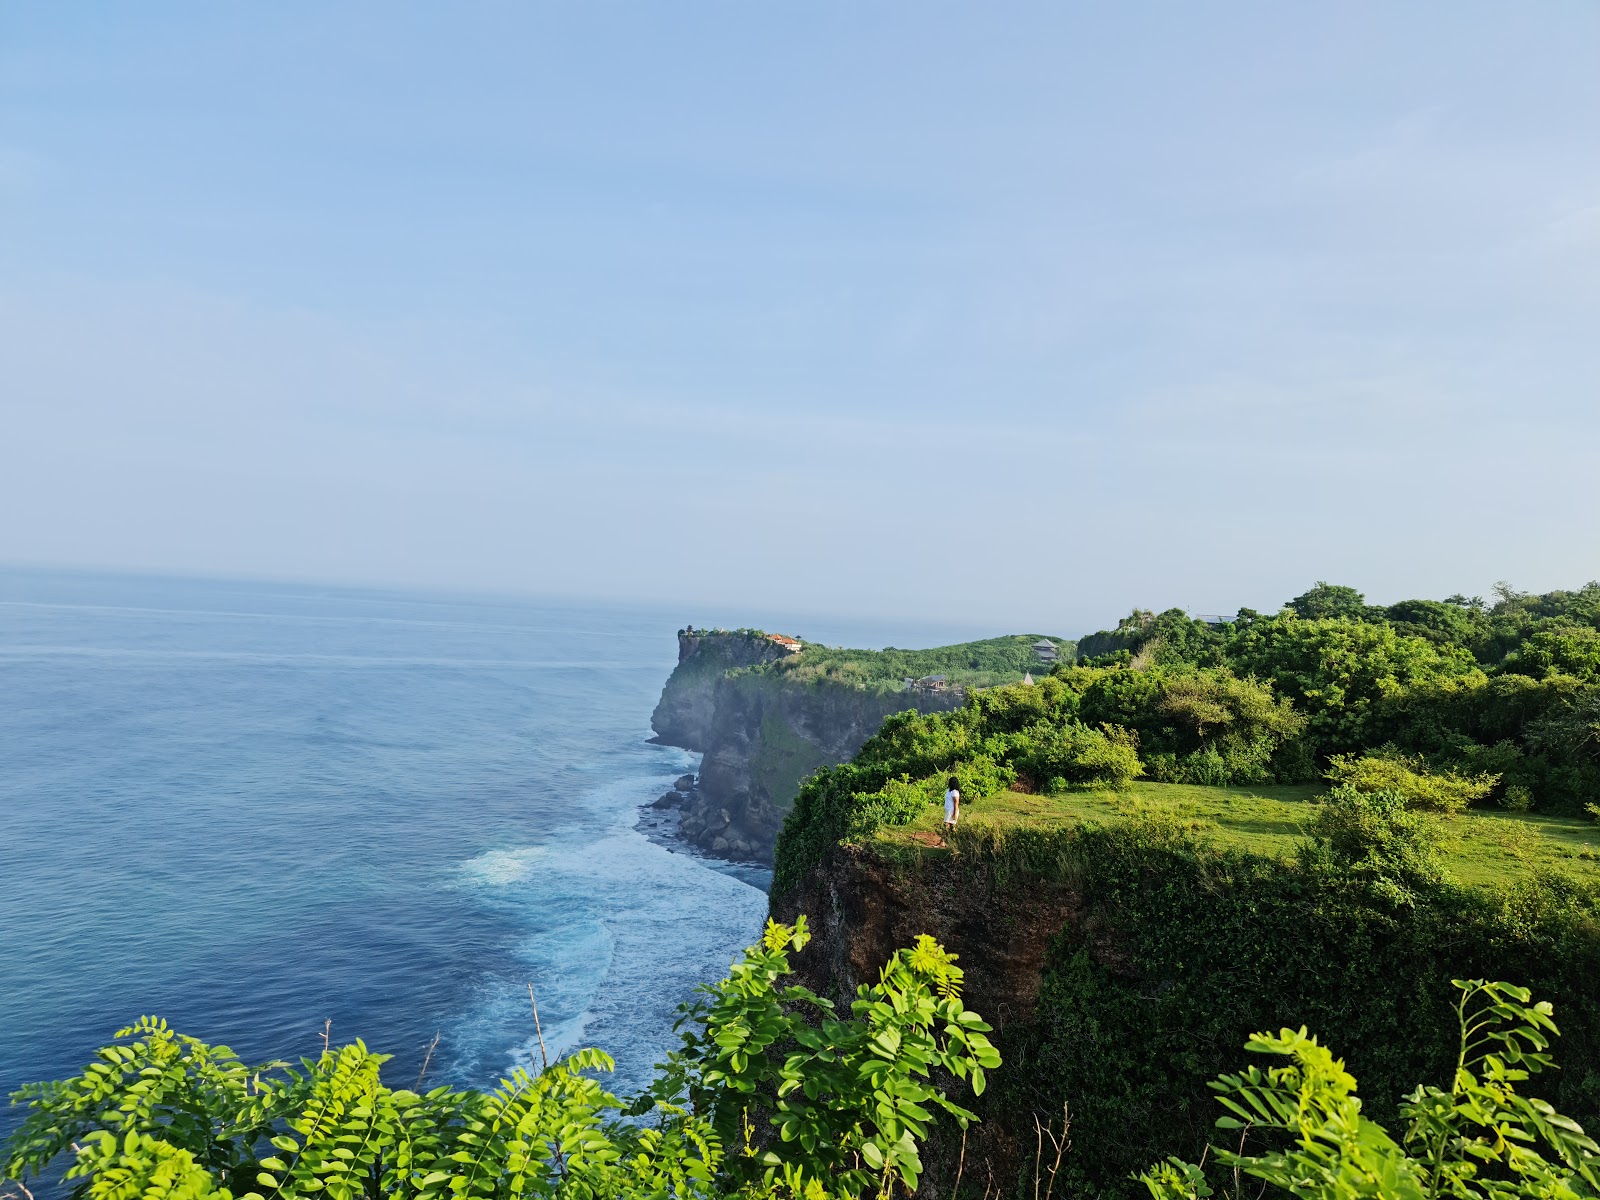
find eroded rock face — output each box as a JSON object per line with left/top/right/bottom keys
{"left": 648, "top": 631, "right": 963, "bottom": 863}
{"left": 771, "top": 844, "right": 1081, "bottom": 1030}
{"left": 770, "top": 845, "right": 1087, "bottom": 1199}
{"left": 648, "top": 630, "right": 791, "bottom": 751}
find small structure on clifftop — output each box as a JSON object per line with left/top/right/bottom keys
{"left": 768, "top": 633, "right": 803, "bottom": 654}
{"left": 1033, "top": 639, "right": 1059, "bottom": 663}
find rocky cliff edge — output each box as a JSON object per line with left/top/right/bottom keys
{"left": 648, "top": 629, "right": 964, "bottom": 862}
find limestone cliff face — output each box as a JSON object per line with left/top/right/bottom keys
{"left": 648, "top": 630, "right": 793, "bottom": 751}
{"left": 649, "top": 631, "right": 964, "bottom": 861}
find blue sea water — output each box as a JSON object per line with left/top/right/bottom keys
{"left": 0, "top": 568, "right": 790, "bottom": 1149}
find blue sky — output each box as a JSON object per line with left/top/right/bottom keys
{"left": 3, "top": 4, "right": 1597, "bottom": 635}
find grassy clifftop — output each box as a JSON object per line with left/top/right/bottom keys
{"left": 870, "top": 779, "right": 1600, "bottom": 890}
{"left": 747, "top": 632, "right": 1073, "bottom": 691}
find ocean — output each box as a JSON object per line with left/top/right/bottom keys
{"left": 0, "top": 568, "right": 790, "bottom": 1149}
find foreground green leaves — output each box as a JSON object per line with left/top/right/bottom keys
{"left": 1140, "top": 979, "right": 1600, "bottom": 1200}
{"left": 2, "top": 919, "right": 995, "bottom": 1200}
{"left": 656, "top": 920, "right": 998, "bottom": 1198}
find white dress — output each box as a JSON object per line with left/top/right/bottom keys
{"left": 944, "top": 788, "right": 960, "bottom": 823}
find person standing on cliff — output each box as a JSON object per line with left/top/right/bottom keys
{"left": 943, "top": 776, "right": 960, "bottom": 831}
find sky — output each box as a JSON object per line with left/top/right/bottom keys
{"left": 3, "top": 4, "right": 1598, "bottom": 637}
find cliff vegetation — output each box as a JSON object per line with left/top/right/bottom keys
{"left": 770, "top": 579, "right": 1600, "bottom": 1198}
{"left": 650, "top": 629, "right": 1071, "bottom": 860}
{"left": 748, "top": 635, "right": 1074, "bottom": 693}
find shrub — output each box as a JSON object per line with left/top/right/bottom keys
{"left": 1074, "top": 667, "right": 1303, "bottom": 786}
{"left": 1075, "top": 724, "right": 1144, "bottom": 787}
{"left": 1013, "top": 721, "right": 1143, "bottom": 789}
{"left": 951, "top": 753, "right": 1017, "bottom": 800}
{"left": 846, "top": 774, "right": 934, "bottom": 835}
{"left": 1325, "top": 749, "right": 1498, "bottom": 813}
{"left": 1299, "top": 785, "right": 1445, "bottom": 899}
{"left": 1502, "top": 783, "right": 1535, "bottom": 811}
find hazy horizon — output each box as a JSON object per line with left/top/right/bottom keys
{"left": 6, "top": 560, "right": 1588, "bottom": 653}
{"left": 5, "top": 5, "right": 1597, "bottom": 630}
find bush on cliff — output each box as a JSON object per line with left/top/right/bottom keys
{"left": 1070, "top": 667, "right": 1306, "bottom": 785}
{"left": 1324, "top": 749, "right": 1499, "bottom": 813}
{"left": 1298, "top": 785, "right": 1446, "bottom": 901}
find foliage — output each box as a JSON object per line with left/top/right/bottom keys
{"left": 1077, "top": 668, "right": 1306, "bottom": 785}
{"left": 772, "top": 677, "right": 1155, "bottom": 893}
{"left": 1075, "top": 610, "right": 1225, "bottom": 670}
{"left": 1225, "top": 615, "right": 1479, "bottom": 756}
{"left": 1009, "top": 721, "right": 1144, "bottom": 791}
{"left": 1289, "top": 582, "right": 1373, "bottom": 622}
{"left": 1503, "top": 785, "right": 1535, "bottom": 812}
{"left": 1501, "top": 627, "right": 1600, "bottom": 683}
{"left": 1383, "top": 599, "right": 1493, "bottom": 654}
{"left": 1139, "top": 979, "right": 1600, "bottom": 1200}
{"left": 1325, "top": 751, "right": 1500, "bottom": 814}
{"left": 774, "top": 664, "right": 1316, "bottom": 892}
{"left": 2, "top": 921, "right": 996, "bottom": 1200}
{"left": 755, "top": 636, "right": 1072, "bottom": 693}
{"left": 1052, "top": 579, "right": 1600, "bottom": 814}
{"left": 655, "top": 919, "right": 999, "bottom": 1198}
{"left": 1529, "top": 691, "right": 1600, "bottom": 770}
{"left": 1298, "top": 786, "right": 1446, "bottom": 901}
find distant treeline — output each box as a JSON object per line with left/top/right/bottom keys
{"left": 1068, "top": 580, "right": 1600, "bottom": 809}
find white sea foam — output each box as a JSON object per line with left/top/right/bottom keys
{"left": 459, "top": 846, "right": 549, "bottom": 886}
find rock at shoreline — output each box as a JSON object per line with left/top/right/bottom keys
{"left": 674, "top": 774, "right": 696, "bottom": 792}
{"left": 651, "top": 790, "right": 682, "bottom": 809}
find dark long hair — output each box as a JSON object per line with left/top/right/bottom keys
{"left": 947, "top": 776, "right": 959, "bottom": 792}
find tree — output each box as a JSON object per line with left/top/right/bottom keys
{"left": 1224, "top": 616, "right": 1478, "bottom": 756}
{"left": 1288, "top": 583, "right": 1369, "bottom": 621}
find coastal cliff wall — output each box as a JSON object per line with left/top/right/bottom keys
{"left": 769, "top": 832, "right": 1600, "bottom": 1200}
{"left": 649, "top": 631, "right": 964, "bottom": 860}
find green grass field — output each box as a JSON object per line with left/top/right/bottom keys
{"left": 871, "top": 780, "right": 1600, "bottom": 889}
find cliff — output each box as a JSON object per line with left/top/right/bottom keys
{"left": 648, "top": 630, "right": 965, "bottom": 860}
{"left": 770, "top": 827, "right": 1600, "bottom": 1200}
{"left": 771, "top": 842, "right": 1077, "bottom": 1196}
